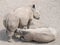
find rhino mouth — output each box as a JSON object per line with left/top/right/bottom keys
{"left": 33, "top": 16, "right": 40, "bottom": 20}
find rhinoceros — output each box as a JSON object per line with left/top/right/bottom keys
{"left": 15, "top": 27, "right": 57, "bottom": 43}
{"left": 3, "top": 4, "right": 40, "bottom": 42}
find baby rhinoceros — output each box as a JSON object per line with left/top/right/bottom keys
{"left": 16, "top": 27, "right": 57, "bottom": 43}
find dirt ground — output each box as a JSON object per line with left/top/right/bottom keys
{"left": 0, "top": 0, "right": 60, "bottom": 45}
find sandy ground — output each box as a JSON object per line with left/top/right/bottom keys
{"left": 0, "top": 0, "right": 60, "bottom": 45}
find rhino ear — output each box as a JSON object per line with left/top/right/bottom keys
{"left": 32, "top": 4, "right": 35, "bottom": 8}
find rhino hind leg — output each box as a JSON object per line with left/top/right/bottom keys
{"left": 6, "top": 30, "right": 15, "bottom": 42}
{"left": 6, "top": 24, "right": 19, "bottom": 42}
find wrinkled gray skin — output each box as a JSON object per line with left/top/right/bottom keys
{"left": 3, "top": 4, "right": 40, "bottom": 42}
{"left": 15, "top": 28, "right": 56, "bottom": 43}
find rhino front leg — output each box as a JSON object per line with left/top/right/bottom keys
{"left": 27, "top": 19, "right": 32, "bottom": 29}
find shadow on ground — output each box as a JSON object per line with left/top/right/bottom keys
{"left": 0, "top": 29, "right": 8, "bottom": 42}
{"left": 0, "top": 29, "right": 21, "bottom": 42}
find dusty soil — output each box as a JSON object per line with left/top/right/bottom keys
{"left": 0, "top": 0, "right": 60, "bottom": 45}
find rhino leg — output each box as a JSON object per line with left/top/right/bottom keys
{"left": 27, "top": 19, "right": 32, "bottom": 29}
{"left": 6, "top": 23, "right": 19, "bottom": 42}
{"left": 6, "top": 30, "right": 14, "bottom": 42}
